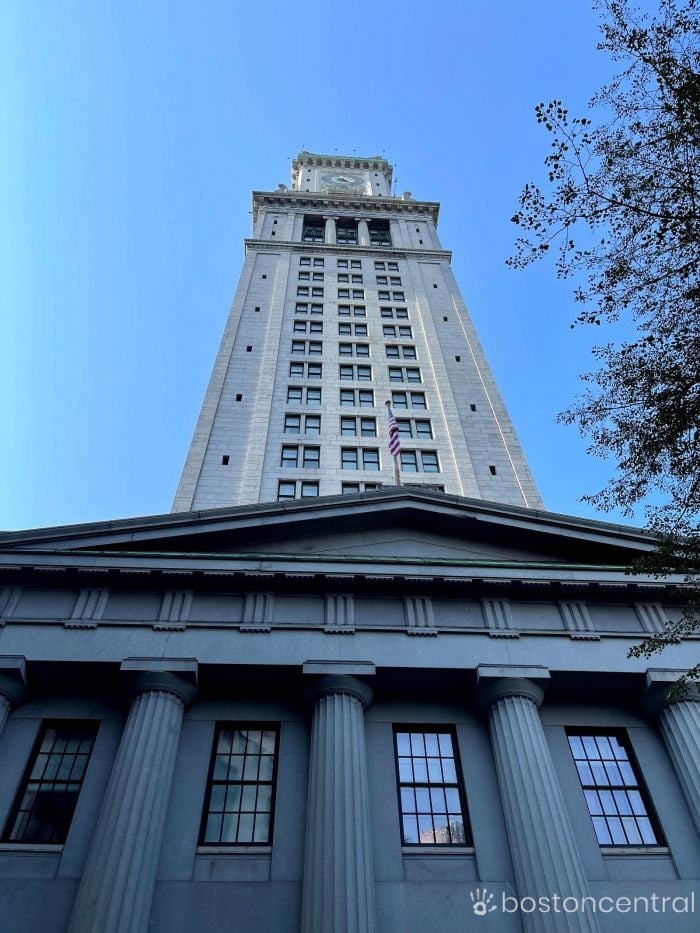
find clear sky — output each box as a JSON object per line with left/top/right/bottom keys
{"left": 1, "top": 1, "right": 651, "bottom": 531}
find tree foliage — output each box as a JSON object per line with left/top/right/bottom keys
{"left": 509, "top": 0, "right": 700, "bottom": 684}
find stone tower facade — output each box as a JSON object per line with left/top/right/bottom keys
{"left": 173, "top": 151, "right": 543, "bottom": 511}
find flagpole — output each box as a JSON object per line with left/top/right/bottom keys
{"left": 393, "top": 454, "right": 401, "bottom": 486}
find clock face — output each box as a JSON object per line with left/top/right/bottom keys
{"left": 321, "top": 172, "right": 364, "bottom": 188}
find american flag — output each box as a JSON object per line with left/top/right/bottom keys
{"left": 386, "top": 403, "right": 401, "bottom": 457}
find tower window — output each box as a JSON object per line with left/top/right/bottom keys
{"left": 236, "top": 394, "right": 243, "bottom": 402}
{"left": 246, "top": 346, "right": 252, "bottom": 352}
{"left": 368, "top": 219, "right": 391, "bottom": 247}
{"left": 222, "top": 455, "right": 230, "bottom": 465}
{"left": 489, "top": 465, "right": 497, "bottom": 475}
{"left": 470, "top": 404, "right": 476, "bottom": 412}
{"left": 281, "top": 446, "right": 299, "bottom": 467}
{"left": 255, "top": 306, "right": 261, "bottom": 313}
{"left": 455, "top": 355, "right": 461, "bottom": 362}
{"left": 336, "top": 219, "right": 358, "bottom": 245}
{"left": 302, "top": 216, "right": 325, "bottom": 243}
{"left": 302, "top": 446, "right": 320, "bottom": 468}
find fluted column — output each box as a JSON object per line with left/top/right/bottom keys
{"left": 301, "top": 675, "right": 376, "bottom": 933}
{"left": 357, "top": 219, "right": 370, "bottom": 247}
{"left": 325, "top": 216, "right": 337, "bottom": 244}
{"left": 645, "top": 670, "right": 700, "bottom": 834}
{"left": 477, "top": 670, "right": 600, "bottom": 933}
{"left": 68, "top": 669, "right": 197, "bottom": 933}
{"left": 0, "top": 657, "right": 27, "bottom": 739}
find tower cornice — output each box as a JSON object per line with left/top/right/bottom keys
{"left": 252, "top": 191, "right": 439, "bottom": 225}
{"left": 244, "top": 239, "right": 451, "bottom": 262}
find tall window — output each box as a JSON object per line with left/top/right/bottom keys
{"left": 336, "top": 219, "right": 358, "bottom": 245}
{"left": 2, "top": 721, "right": 98, "bottom": 844}
{"left": 200, "top": 725, "right": 279, "bottom": 845}
{"left": 302, "top": 217, "right": 324, "bottom": 243}
{"left": 567, "top": 731, "right": 663, "bottom": 846}
{"left": 394, "top": 728, "right": 470, "bottom": 846}
{"left": 369, "top": 219, "right": 391, "bottom": 247}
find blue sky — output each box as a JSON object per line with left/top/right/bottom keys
{"left": 1, "top": 1, "right": 648, "bottom": 530}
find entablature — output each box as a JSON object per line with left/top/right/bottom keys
{"left": 252, "top": 191, "right": 440, "bottom": 225}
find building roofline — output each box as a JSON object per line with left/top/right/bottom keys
{"left": 0, "top": 488, "right": 656, "bottom": 550}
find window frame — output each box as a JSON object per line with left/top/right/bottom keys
{"left": 1, "top": 720, "right": 98, "bottom": 845}
{"left": 566, "top": 728, "right": 665, "bottom": 848}
{"left": 393, "top": 726, "right": 472, "bottom": 847}
{"left": 199, "top": 723, "right": 281, "bottom": 847}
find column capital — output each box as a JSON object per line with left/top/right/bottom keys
{"left": 120, "top": 658, "right": 198, "bottom": 708}
{"left": 475, "top": 665, "right": 550, "bottom": 712}
{"left": 643, "top": 668, "right": 700, "bottom": 716}
{"left": 304, "top": 674, "right": 373, "bottom": 709}
{"left": 0, "top": 656, "right": 27, "bottom": 709}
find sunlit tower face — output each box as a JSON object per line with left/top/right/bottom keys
{"left": 173, "top": 151, "right": 543, "bottom": 512}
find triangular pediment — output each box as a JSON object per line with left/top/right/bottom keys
{"left": 0, "top": 490, "right": 655, "bottom": 570}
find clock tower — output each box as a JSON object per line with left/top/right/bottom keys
{"left": 293, "top": 152, "right": 391, "bottom": 196}
{"left": 173, "top": 151, "right": 544, "bottom": 511}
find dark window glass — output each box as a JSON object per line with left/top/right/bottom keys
{"left": 369, "top": 219, "right": 391, "bottom": 247}
{"left": 302, "top": 217, "right": 324, "bottom": 243}
{"left": 3, "top": 721, "right": 97, "bottom": 844}
{"left": 358, "top": 390, "right": 374, "bottom": 407}
{"left": 421, "top": 451, "right": 440, "bottom": 473}
{"left": 300, "top": 481, "right": 319, "bottom": 497}
{"left": 394, "top": 729, "right": 470, "bottom": 845}
{"left": 567, "top": 732, "right": 663, "bottom": 846}
{"left": 341, "top": 417, "right": 357, "bottom": 436}
{"left": 336, "top": 220, "right": 358, "bottom": 245}
{"left": 201, "top": 726, "right": 279, "bottom": 845}
{"left": 284, "top": 414, "right": 301, "bottom": 434}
